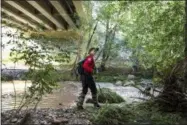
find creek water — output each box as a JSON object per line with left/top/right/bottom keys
{"left": 2, "top": 80, "right": 157, "bottom": 112}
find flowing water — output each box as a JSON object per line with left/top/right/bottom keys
{"left": 2, "top": 80, "right": 157, "bottom": 112}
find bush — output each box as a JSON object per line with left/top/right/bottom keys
{"left": 132, "top": 101, "right": 182, "bottom": 125}
{"left": 95, "top": 75, "right": 116, "bottom": 82}
{"left": 95, "top": 73, "right": 127, "bottom": 83}
{"left": 91, "top": 104, "right": 134, "bottom": 125}
{"left": 57, "top": 70, "right": 77, "bottom": 81}
{"left": 97, "top": 88, "right": 125, "bottom": 103}
{"left": 91, "top": 100, "right": 182, "bottom": 125}
{"left": 1, "top": 74, "right": 13, "bottom": 81}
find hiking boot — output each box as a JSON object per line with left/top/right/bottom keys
{"left": 92, "top": 94, "right": 100, "bottom": 108}
{"left": 76, "top": 93, "right": 85, "bottom": 110}
{"left": 77, "top": 105, "right": 84, "bottom": 110}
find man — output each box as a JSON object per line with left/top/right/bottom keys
{"left": 76, "top": 47, "right": 100, "bottom": 109}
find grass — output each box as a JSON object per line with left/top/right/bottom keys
{"left": 133, "top": 101, "right": 182, "bottom": 125}
{"left": 91, "top": 100, "right": 183, "bottom": 125}
{"left": 97, "top": 88, "right": 125, "bottom": 103}
{"left": 91, "top": 104, "right": 134, "bottom": 125}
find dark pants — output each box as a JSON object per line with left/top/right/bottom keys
{"left": 77, "top": 73, "right": 98, "bottom": 106}
{"left": 81, "top": 73, "right": 97, "bottom": 95}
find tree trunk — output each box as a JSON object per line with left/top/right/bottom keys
{"left": 100, "top": 24, "right": 117, "bottom": 71}
{"left": 100, "top": 8, "right": 122, "bottom": 71}
{"left": 100, "top": 19, "right": 110, "bottom": 71}
{"left": 84, "top": 21, "right": 98, "bottom": 57}
{"left": 71, "top": 33, "right": 83, "bottom": 78}
{"left": 95, "top": 48, "right": 103, "bottom": 61}
{"left": 107, "top": 24, "right": 117, "bottom": 57}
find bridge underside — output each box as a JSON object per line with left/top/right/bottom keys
{"left": 1, "top": 0, "right": 85, "bottom": 39}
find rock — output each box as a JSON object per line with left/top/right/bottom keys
{"left": 49, "top": 113, "right": 55, "bottom": 117}
{"left": 33, "top": 120, "right": 40, "bottom": 125}
{"left": 40, "top": 120, "right": 48, "bottom": 125}
{"left": 53, "top": 117, "right": 69, "bottom": 125}
{"left": 69, "top": 118, "right": 90, "bottom": 125}
{"left": 124, "top": 80, "right": 135, "bottom": 86}
{"left": 113, "top": 76, "right": 118, "bottom": 80}
{"left": 11, "top": 118, "right": 18, "bottom": 123}
{"left": 127, "top": 74, "right": 135, "bottom": 80}
{"left": 115, "top": 80, "right": 123, "bottom": 86}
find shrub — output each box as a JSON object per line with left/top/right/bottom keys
{"left": 91, "top": 104, "right": 134, "bottom": 125}
{"left": 97, "top": 88, "right": 125, "bottom": 103}
{"left": 132, "top": 101, "right": 182, "bottom": 125}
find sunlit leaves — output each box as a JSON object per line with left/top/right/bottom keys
{"left": 121, "top": 1, "right": 185, "bottom": 76}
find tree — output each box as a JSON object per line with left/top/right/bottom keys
{"left": 119, "top": 1, "right": 187, "bottom": 112}
{"left": 96, "top": 2, "right": 123, "bottom": 71}
{"left": 120, "top": 1, "right": 185, "bottom": 78}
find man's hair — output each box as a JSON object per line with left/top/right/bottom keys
{"left": 88, "top": 47, "right": 99, "bottom": 54}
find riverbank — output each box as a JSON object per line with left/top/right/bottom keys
{"left": 2, "top": 102, "right": 187, "bottom": 125}
{"left": 2, "top": 107, "right": 93, "bottom": 125}
{"left": 2, "top": 80, "right": 186, "bottom": 125}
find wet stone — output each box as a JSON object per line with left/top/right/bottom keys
{"left": 69, "top": 118, "right": 90, "bottom": 125}
{"left": 41, "top": 120, "right": 48, "bottom": 125}
{"left": 11, "top": 118, "right": 18, "bottom": 123}
{"left": 53, "top": 117, "right": 69, "bottom": 125}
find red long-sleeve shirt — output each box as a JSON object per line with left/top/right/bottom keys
{"left": 83, "top": 55, "right": 95, "bottom": 74}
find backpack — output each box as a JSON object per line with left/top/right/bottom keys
{"left": 76, "top": 59, "right": 86, "bottom": 75}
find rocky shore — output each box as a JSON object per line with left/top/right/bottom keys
{"left": 2, "top": 107, "right": 95, "bottom": 125}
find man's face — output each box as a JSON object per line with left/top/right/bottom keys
{"left": 90, "top": 50, "right": 95, "bottom": 55}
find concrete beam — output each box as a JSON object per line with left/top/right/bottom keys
{"left": 50, "top": 0, "right": 76, "bottom": 28}
{"left": 5, "top": 0, "right": 54, "bottom": 30}
{"left": 2, "top": 18, "right": 33, "bottom": 31}
{"left": 72, "top": 1, "right": 85, "bottom": 18}
{"left": 2, "top": 18, "right": 24, "bottom": 28}
{"left": 2, "top": 6, "right": 38, "bottom": 29}
{"left": 28, "top": 1, "right": 64, "bottom": 29}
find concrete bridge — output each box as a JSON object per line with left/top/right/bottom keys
{"left": 2, "top": 0, "right": 85, "bottom": 38}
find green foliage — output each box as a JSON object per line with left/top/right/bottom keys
{"left": 120, "top": 1, "right": 185, "bottom": 79}
{"left": 58, "top": 71, "right": 77, "bottom": 81}
{"left": 91, "top": 101, "right": 182, "bottom": 125}
{"left": 132, "top": 101, "right": 182, "bottom": 125}
{"left": 96, "top": 74, "right": 127, "bottom": 83}
{"left": 26, "top": 64, "right": 60, "bottom": 99}
{"left": 97, "top": 88, "right": 125, "bottom": 103}
{"left": 4, "top": 31, "right": 71, "bottom": 109}
{"left": 91, "top": 104, "right": 134, "bottom": 125}
{"left": 1, "top": 74, "right": 13, "bottom": 81}
{"left": 96, "top": 75, "right": 116, "bottom": 82}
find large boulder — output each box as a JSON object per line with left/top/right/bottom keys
{"left": 115, "top": 80, "right": 123, "bottom": 86}
{"left": 123, "top": 80, "right": 135, "bottom": 87}
{"left": 127, "top": 74, "right": 135, "bottom": 80}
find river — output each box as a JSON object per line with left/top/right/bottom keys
{"left": 2, "top": 80, "right": 157, "bottom": 112}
